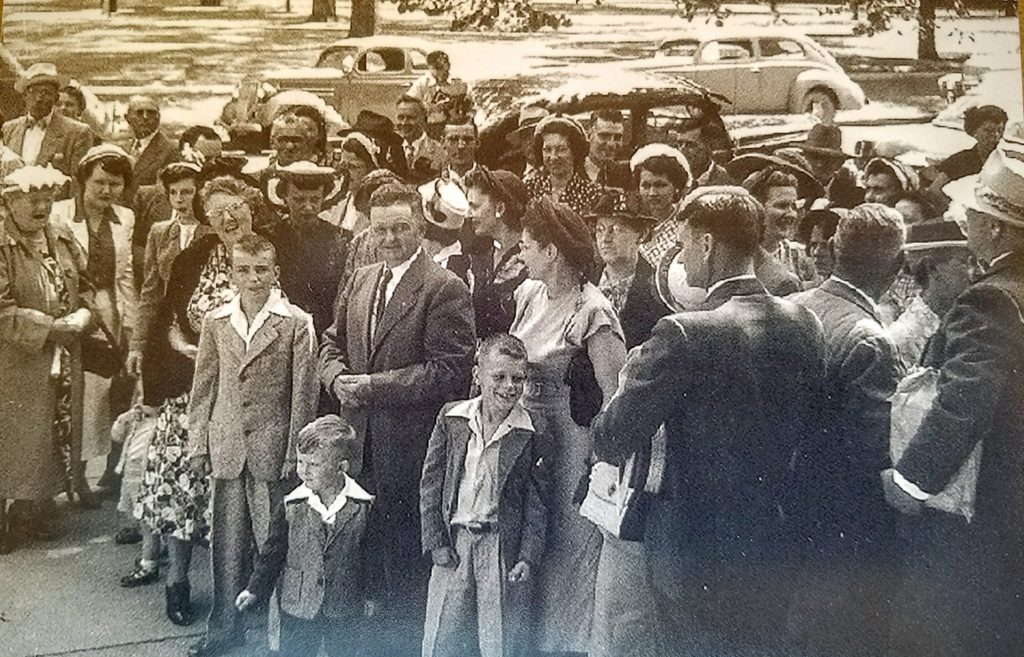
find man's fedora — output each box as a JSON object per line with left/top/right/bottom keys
{"left": 15, "top": 63, "right": 65, "bottom": 94}
{"left": 798, "top": 123, "right": 849, "bottom": 161}
{"left": 944, "top": 144, "right": 1024, "bottom": 229}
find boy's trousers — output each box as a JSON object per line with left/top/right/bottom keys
{"left": 422, "top": 525, "right": 532, "bottom": 657}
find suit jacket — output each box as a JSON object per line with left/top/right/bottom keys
{"left": 51, "top": 198, "right": 137, "bottom": 334}
{"left": 2, "top": 113, "right": 93, "bottom": 178}
{"left": 318, "top": 251, "right": 475, "bottom": 557}
{"left": 420, "top": 401, "right": 549, "bottom": 573}
{"left": 896, "top": 252, "right": 1024, "bottom": 640}
{"left": 790, "top": 279, "right": 902, "bottom": 561}
{"left": 406, "top": 134, "right": 446, "bottom": 184}
{"left": 188, "top": 296, "right": 318, "bottom": 481}
{"left": 592, "top": 277, "right": 826, "bottom": 602}
{"left": 615, "top": 256, "right": 671, "bottom": 349}
{"left": 756, "top": 247, "right": 802, "bottom": 296}
{"left": 248, "top": 491, "right": 381, "bottom": 620}
{"left": 130, "top": 184, "right": 172, "bottom": 286}
{"left": 124, "top": 131, "right": 177, "bottom": 203}
{"left": 130, "top": 218, "right": 209, "bottom": 354}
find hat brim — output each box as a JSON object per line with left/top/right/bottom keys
{"left": 15, "top": 75, "right": 64, "bottom": 94}
{"left": 942, "top": 172, "right": 1024, "bottom": 228}
{"left": 726, "top": 153, "right": 824, "bottom": 198}
{"left": 799, "top": 144, "right": 850, "bottom": 160}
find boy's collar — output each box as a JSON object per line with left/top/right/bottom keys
{"left": 446, "top": 396, "right": 534, "bottom": 433}
{"left": 212, "top": 288, "right": 290, "bottom": 320}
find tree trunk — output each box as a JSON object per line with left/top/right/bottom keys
{"left": 102, "top": 0, "right": 117, "bottom": 14}
{"left": 349, "top": 0, "right": 377, "bottom": 36}
{"left": 311, "top": 0, "right": 337, "bottom": 20}
{"left": 917, "top": 0, "right": 939, "bottom": 61}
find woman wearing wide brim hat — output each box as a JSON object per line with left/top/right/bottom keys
{"left": 523, "top": 114, "right": 607, "bottom": 217}
{"left": 799, "top": 123, "right": 851, "bottom": 183}
{"left": 726, "top": 150, "right": 825, "bottom": 200}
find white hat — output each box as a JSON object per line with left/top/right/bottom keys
{"left": 943, "top": 144, "right": 1024, "bottom": 228}
{"left": 1, "top": 165, "right": 70, "bottom": 195}
{"left": 78, "top": 143, "right": 133, "bottom": 170}
{"left": 15, "top": 63, "right": 64, "bottom": 94}
{"left": 422, "top": 179, "right": 468, "bottom": 231}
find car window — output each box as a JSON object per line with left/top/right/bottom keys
{"left": 410, "top": 49, "right": 429, "bottom": 71}
{"left": 656, "top": 40, "right": 700, "bottom": 60}
{"left": 701, "top": 40, "right": 752, "bottom": 63}
{"left": 318, "top": 47, "right": 360, "bottom": 71}
{"left": 759, "top": 38, "right": 808, "bottom": 60}
{"left": 356, "top": 48, "right": 407, "bottom": 74}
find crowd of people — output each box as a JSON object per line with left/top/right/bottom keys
{"left": 0, "top": 53, "right": 1021, "bottom": 657}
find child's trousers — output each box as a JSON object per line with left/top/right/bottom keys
{"left": 422, "top": 525, "right": 532, "bottom": 657}
{"left": 279, "top": 611, "right": 361, "bottom": 657}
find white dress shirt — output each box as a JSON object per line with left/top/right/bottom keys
{"left": 131, "top": 131, "right": 157, "bottom": 158}
{"left": 21, "top": 111, "right": 53, "bottom": 165}
{"left": 380, "top": 247, "right": 421, "bottom": 308}
{"left": 283, "top": 476, "right": 374, "bottom": 525}
{"left": 212, "top": 288, "right": 308, "bottom": 352}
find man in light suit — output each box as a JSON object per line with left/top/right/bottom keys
{"left": 2, "top": 63, "right": 93, "bottom": 181}
{"left": 788, "top": 203, "right": 906, "bottom": 656}
{"left": 122, "top": 95, "right": 176, "bottom": 204}
{"left": 591, "top": 187, "right": 826, "bottom": 657}
{"left": 883, "top": 145, "right": 1024, "bottom": 657}
{"left": 188, "top": 234, "right": 318, "bottom": 657}
{"left": 319, "top": 182, "right": 475, "bottom": 657}
{"left": 395, "top": 96, "right": 445, "bottom": 185}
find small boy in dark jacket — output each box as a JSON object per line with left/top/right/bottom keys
{"left": 420, "top": 333, "right": 550, "bottom": 657}
{"left": 235, "top": 415, "right": 378, "bottom": 657}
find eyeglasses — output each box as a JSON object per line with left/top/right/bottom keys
{"left": 207, "top": 200, "right": 250, "bottom": 220}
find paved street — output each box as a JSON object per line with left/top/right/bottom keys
{"left": 0, "top": 479, "right": 270, "bottom": 657}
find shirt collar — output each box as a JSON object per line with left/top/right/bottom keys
{"left": 446, "top": 396, "right": 535, "bottom": 445}
{"left": 133, "top": 130, "right": 158, "bottom": 150}
{"left": 212, "top": 287, "right": 291, "bottom": 320}
{"left": 386, "top": 246, "right": 422, "bottom": 277}
{"left": 283, "top": 476, "right": 374, "bottom": 524}
{"left": 706, "top": 274, "right": 759, "bottom": 299}
{"left": 72, "top": 201, "right": 121, "bottom": 225}
{"left": 988, "top": 251, "right": 1016, "bottom": 270}
{"left": 828, "top": 275, "right": 882, "bottom": 318}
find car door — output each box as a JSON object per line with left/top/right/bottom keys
{"left": 334, "top": 47, "right": 427, "bottom": 123}
{"left": 714, "top": 39, "right": 761, "bottom": 114}
{"left": 695, "top": 39, "right": 755, "bottom": 114}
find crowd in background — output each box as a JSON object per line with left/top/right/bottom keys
{"left": 0, "top": 53, "right": 1022, "bottom": 657}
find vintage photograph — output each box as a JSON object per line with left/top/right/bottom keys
{"left": 0, "top": 0, "right": 1021, "bottom": 655}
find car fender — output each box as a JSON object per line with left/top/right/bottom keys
{"left": 790, "top": 69, "right": 841, "bottom": 105}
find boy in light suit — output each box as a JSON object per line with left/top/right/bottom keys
{"left": 187, "top": 234, "right": 318, "bottom": 657}
{"left": 420, "top": 334, "right": 549, "bottom": 657}
{"left": 236, "top": 415, "right": 380, "bottom": 657}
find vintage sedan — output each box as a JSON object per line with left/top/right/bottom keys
{"left": 223, "top": 36, "right": 434, "bottom": 132}
{"left": 632, "top": 29, "right": 866, "bottom": 115}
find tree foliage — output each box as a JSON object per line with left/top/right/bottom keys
{"left": 390, "top": 0, "right": 571, "bottom": 32}
{"left": 672, "top": 0, "right": 974, "bottom": 61}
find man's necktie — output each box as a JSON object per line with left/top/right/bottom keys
{"left": 404, "top": 142, "right": 415, "bottom": 165}
{"left": 371, "top": 267, "right": 392, "bottom": 340}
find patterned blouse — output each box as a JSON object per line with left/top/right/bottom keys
{"left": 523, "top": 170, "right": 606, "bottom": 218}
{"left": 186, "top": 243, "right": 235, "bottom": 335}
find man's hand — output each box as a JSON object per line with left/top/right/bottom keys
{"left": 508, "top": 561, "right": 531, "bottom": 583}
{"left": 431, "top": 546, "right": 458, "bottom": 569}
{"left": 333, "top": 374, "right": 372, "bottom": 408}
{"left": 881, "top": 468, "right": 924, "bottom": 516}
{"left": 235, "top": 590, "right": 258, "bottom": 611}
{"left": 190, "top": 454, "right": 211, "bottom": 478}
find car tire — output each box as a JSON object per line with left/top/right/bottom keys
{"left": 798, "top": 88, "right": 838, "bottom": 115}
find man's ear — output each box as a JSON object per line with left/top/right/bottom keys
{"left": 273, "top": 264, "right": 281, "bottom": 281}
{"left": 494, "top": 200, "right": 506, "bottom": 219}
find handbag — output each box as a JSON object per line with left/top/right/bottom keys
{"left": 78, "top": 275, "right": 136, "bottom": 413}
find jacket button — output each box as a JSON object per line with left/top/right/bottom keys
{"left": 242, "top": 400, "right": 251, "bottom": 408}
{"left": 239, "top": 373, "right": 247, "bottom": 382}
{"left": 317, "top": 576, "right": 325, "bottom": 586}
{"left": 244, "top": 429, "right": 252, "bottom": 436}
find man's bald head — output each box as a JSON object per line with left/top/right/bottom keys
{"left": 126, "top": 95, "right": 161, "bottom": 140}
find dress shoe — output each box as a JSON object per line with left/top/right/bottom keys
{"left": 120, "top": 563, "right": 159, "bottom": 588}
{"left": 165, "top": 582, "right": 195, "bottom": 626}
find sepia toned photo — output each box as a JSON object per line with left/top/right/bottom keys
{"left": 0, "top": 0, "right": 1021, "bottom": 655}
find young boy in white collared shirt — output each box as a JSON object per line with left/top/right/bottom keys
{"left": 236, "top": 415, "right": 379, "bottom": 657}
{"left": 419, "top": 334, "right": 549, "bottom": 657}
{"left": 187, "top": 234, "right": 318, "bottom": 656}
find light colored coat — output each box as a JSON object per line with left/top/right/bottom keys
{"left": 188, "top": 294, "right": 318, "bottom": 481}
{"left": 1, "top": 113, "right": 94, "bottom": 178}
{"left": 50, "top": 198, "right": 137, "bottom": 335}
{"left": 0, "top": 221, "right": 86, "bottom": 499}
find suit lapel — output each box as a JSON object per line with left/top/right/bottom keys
{"left": 7, "top": 119, "right": 27, "bottom": 154}
{"left": 353, "top": 264, "right": 382, "bottom": 369}
{"left": 324, "top": 499, "right": 360, "bottom": 550}
{"left": 37, "top": 115, "right": 65, "bottom": 166}
{"left": 372, "top": 253, "right": 426, "bottom": 355}
{"left": 497, "top": 429, "right": 530, "bottom": 495}
{"left": 240, "top": 314, "right": 283, "bottom": 372}
{"left": 820, "top": 279, "right": 880, "bottom": 322}
{"left": 446, "top": 420, "right": 471, "bottom": 516}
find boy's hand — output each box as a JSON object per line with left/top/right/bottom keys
{"left": 235, "top": 590, "right": 258, "bottom": 611}
{"left": 363, "top": 599, "right": 379, "bottom": 618}
{"left": 431, "top": 546, "right": 458, "bottom": 568}
{"left": 508, "top": 561, "right": 531, "bottom": 583}
{"left": 190, "top": 454, "right": 211, "bottom": 478}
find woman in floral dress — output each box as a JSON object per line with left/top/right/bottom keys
{"left": 523, "top": 116, "right": 607, "bottom": 218}
{"left": 129, "top": 175, "right": 260, "bottom": 626}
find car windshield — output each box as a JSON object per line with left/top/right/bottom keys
{"left": 317, "top": 46, "right": 360, "bottom": 72}
{"left": 702, "top": 40, "right": 753, "bottom": 62}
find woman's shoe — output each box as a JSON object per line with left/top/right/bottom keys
{"left": 120, "top": 563, "right": 159, "bottom": 588}
{"left": 165, "top": 582, "right": 195, "bottom": 626}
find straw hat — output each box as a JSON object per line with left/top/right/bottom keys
{"left": 15, "top": 63, "right": 65, "bottom": 94}
{"left": 943, "top": 145, "right": 1024, "bottom": 228}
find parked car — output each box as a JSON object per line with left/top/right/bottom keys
{"left": 474, "top": 62, "right": 733, "bottom": 170}
{"left": 631, "top": 29, "right": 866, "bottom": 115}
{"left": 221, "top": 36, "right": 435, "bottom": 139}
